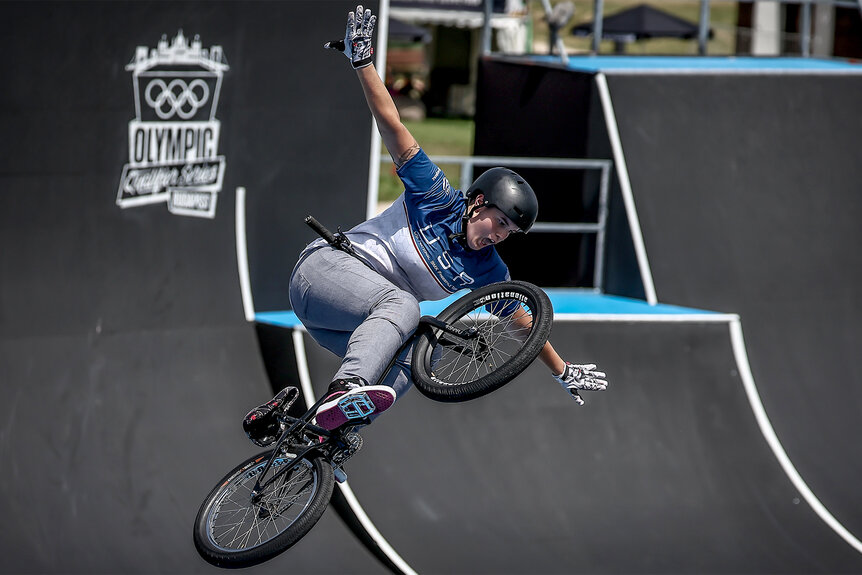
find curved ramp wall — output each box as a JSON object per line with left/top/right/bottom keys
{"left": 265, "top": 310, "right": 862, "bottom": 573}
{"left": 0, "top": 2, "right": 377, "bottom": 572}
{"left": 603, "top": 71, "right": 862, "bottom": 542}
{"left": 475, "top": 53, "right": 862, "bottom": 560}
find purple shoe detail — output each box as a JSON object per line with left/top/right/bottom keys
{"left": 315, "top": 385, "right": 396, "bottom": 431}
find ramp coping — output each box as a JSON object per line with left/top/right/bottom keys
{"left": 255, "top": 291, "right": 729, "bottom": 329}
{"left": 532, "top": 55, "right": 862, "bottom": 75}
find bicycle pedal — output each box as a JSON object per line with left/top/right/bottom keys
{"left": 330, "top": 431, "right": 363, "bottom": 468}
{"left": 343, "top": 431, "right": 363, "bottom": 453}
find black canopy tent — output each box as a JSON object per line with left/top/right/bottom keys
{"left": 572, "top": 3, "right": 713, "bottom": 53}
{"left": 389, "top": 17, "right": 431, "bottom": 44}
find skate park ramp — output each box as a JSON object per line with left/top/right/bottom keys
{"left": 262, "top": 294, "right": 862, "bottom": 574}
{"left": 0, "top": 1, "right": 384, "bottom": 573}
{"left": 601, "top": 70, "right": 862, "bottom": 545}
{"left": 446, "top": 54, "right": 862, "bottom": 574}
{"left": 5, "top": 0, "right": 862, "bottom": 571}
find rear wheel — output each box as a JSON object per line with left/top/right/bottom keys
{"left": 194, "top": 449, "right": 334, "bottom": 568}
{"left": 411, "top": 280, "right": 552, "bottom": 402}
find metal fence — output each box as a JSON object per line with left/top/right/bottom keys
{"left": 384, "top": 154, "right": 613, "bottom": 290}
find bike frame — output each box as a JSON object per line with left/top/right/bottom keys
{"left": 196, "top": 218, "right": 549, "bottom": 569}
{"left": 251, "top": 217, "right": 489, "bottom": 495}
{"left": 250, "top": 313, "right": 479, "bottom": 498}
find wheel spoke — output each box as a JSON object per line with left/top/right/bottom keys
{"left": 426, "top": 291, "right": 542, "bottom": 388}
{"left": 413, "top": 282, "right": 551, "bottom": 403}
{"left": 205, "top": 457, "right": 319, "bottom": 552}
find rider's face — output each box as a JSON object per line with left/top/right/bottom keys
{"left": 465, "top": 195, "right": 520, "bottom": 251}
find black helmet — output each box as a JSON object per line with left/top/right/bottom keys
{"left": 466, "top": 167, "right": 538, "bottom": 233}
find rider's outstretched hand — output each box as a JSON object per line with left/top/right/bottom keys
{"left": 324, "top": 4, "right": 377, "bottom": 69}
{"left": 554, "top": 362, "right": 608, "bottom": 406}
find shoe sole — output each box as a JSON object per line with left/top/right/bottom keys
{"left": 315, "top": 385, "right": 396, "bottom": 430}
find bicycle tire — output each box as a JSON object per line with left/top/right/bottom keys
{"left": 193, "top": 448, "right": 334, "bottom": 568}
{"left": 411, "top": 280, "right": 552, "bottom": 402}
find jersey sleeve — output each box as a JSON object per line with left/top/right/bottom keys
{"left": 396, "top": 148, "right": 461, "bottom": 212}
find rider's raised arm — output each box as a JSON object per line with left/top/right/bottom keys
{"left": 356, "top": 65, "right": 420, "bottom": 169}
{"left": 324, "top": 5, "right": 420, "bottom": 169}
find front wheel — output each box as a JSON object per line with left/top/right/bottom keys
{"left": 193, "top": 448, "right": 334, "bottom": 568}
{"left": 411, "top": 280, "right": 552, "bottom": 402}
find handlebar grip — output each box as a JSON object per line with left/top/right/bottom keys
{"left": 305, "top": 215, "right": 338, "bottom": 245}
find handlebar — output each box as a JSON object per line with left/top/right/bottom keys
{"left": 304, "top": 215, "right": 338, "bottom": 246}
{"left": 305, "top": 215, "right": 375, "bottom": 271}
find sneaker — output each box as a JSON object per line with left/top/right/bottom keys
{"left": 243, "top": 387, "right": 299, "bottom": 447}
{"left": 314, "top": 378, "right": 396, "bottom": 431}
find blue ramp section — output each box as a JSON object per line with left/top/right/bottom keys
{"left": 255, "top": 291, "right": 720, "bottom": 328}
{"left": 255, "top": 310, "right": 303, "bottom": 328}
{"left": 543, "top": 291, "right": 720, "bottom": 316}
{"left": 530, "top": 55, "right": 862, "bottom": 74}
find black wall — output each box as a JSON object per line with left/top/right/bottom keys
{"left": 0, "top": 3, "right": 384, "bottom": 571}
{"left": 474, "top": 57, "right": 641, "bottom": 293}
{"left": 0, "top": 1, "right": 374, "bottom": 320}
{"left": 607, "top": 72, "right": 862, "bottom": 539}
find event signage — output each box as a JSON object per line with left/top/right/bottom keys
{"left": 117, "top": 31, "right": 229, "bottom": 218}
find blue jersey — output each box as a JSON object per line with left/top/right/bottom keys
{"left": 335, "top": 149, "right": 510, "bottom": 302}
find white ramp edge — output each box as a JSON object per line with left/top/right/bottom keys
{"left": 235, "top": 186, "right": 255, "bottom": 322}
{"left": 595, "top": 72, "right": 657, "bottom": 305}
{"left": 292, "top": 330, "right": 419, "bottom": 575}
{"left": 556, "top": 312, "right": 862, "bottom": 556}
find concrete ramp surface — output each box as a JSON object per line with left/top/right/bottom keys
{"left": 604, "top": 72, "right": 862, "bottom": 547}
{"left": 294, "top": 318, "right": 862, "bottom": 573}
{"left": 0, "top": 2, "right": 381, "bottom": 572}
{"left": 4, "top": 1, "right": 862, "bottom": 572}
{"left": 0, "top": 188, "right": 384, "bottom": 573}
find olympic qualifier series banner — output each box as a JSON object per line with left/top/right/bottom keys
{"left": 117, "top": 31, "right": 228, "bottom": 218}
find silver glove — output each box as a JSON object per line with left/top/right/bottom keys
{"left": 324, "top": 4, "right": 376, "bottom": 69}
{"left": 554, "top": 362, "right": 608, "bottom": 406}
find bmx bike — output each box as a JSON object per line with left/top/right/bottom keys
{"left": 193, "top": 217, "right": 553, "bottom": 568}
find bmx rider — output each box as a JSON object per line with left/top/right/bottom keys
{"left": 244, "top": 5, "right": 608, "bottom": 444}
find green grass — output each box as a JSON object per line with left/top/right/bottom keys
{"left": 531, "top": 0, "right": 739, "bottom": 56}
{"left": 378, "top": 1, "right": 740, "bottom": 202}
{"left": 378, "top": 117, "right": 475, "bottom": 202}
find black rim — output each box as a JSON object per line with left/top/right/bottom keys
{"left": 206, "top": 455, "right": 319, "bottom": 553}
{"left": 428, "top": 286, "right": 541, "bottom": 386}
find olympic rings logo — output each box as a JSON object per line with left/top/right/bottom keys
{"left": 144, "top": 79, "right": 210, "bottom": 120}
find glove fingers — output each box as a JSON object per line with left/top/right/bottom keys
{"left": 583, "top": 382, "right": 607, "bottom": 391}
{"left": 325, "top": 39, "right": 346, "bottom": 51}
{"left": 569, "top": 389, "right": 585, "bottom": 405}
{"left": 364, "top": 11, "right": 376, "bottom": 36}
{"left": 354, "top": 5, "right": 364, "bottom": 33}
{"left": 570, "top": 378, "right": 607, "bottom": 391}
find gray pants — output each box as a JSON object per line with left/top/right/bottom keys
{"left": 289, "top": 246, "right": 420, "bottom": 401}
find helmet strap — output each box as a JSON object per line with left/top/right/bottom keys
{"left": 449, "top": 201, "right": 484, "bottom": 243}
